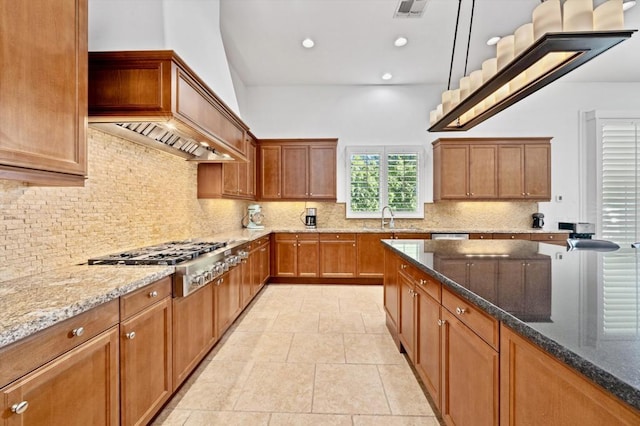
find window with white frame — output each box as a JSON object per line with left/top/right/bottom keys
{"left": 346, "top": 146, "right": 424, "bottom": 218}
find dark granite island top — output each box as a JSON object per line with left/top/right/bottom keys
{"left": 382, "top": 239, "right": 640, "bottom": 411}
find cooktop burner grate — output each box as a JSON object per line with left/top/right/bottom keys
{"left": 88, "top": 241, "right": 227, "bottom": 265}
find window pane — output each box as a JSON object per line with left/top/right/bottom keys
{"left": 350, "top": 154, "right": 380, "bottom": 212}
{"left": 387, "top": 153, "right": 418, "bottom": 212}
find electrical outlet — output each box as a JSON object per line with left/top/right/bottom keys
{"left": 556, "top": 195, "right": 563, "bottom": 202}
{"left": 555, "top": 252, "right": 564, "bottom": 260}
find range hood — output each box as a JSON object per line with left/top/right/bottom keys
{"left": 88, "top": 51, "right": 249, "bottom": 162}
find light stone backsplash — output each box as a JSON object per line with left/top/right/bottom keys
{"left": 1, "top": 128, "right": 537, "bottom": 281}
{"left": 0, "top": 129, "right": 246, "bottom": 281}
{"left": 258, "top": 201, "right": 538, "bottom": 231}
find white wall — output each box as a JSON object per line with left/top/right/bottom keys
{"left": 243, "top": 81, "right": 640, "bottom": 228}
{"left": 89, "top": 0, "right": 240, "bottom": 114}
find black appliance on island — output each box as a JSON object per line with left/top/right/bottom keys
{"left": 558, "top": 222, "right": 596, "bottom": 239}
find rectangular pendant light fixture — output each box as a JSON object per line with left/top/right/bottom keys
{"left": 428, "top": 29, "right": 635, "bottom": 132}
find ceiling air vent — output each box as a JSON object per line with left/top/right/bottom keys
{"left": 394, "top": 0, "right": 429, "bottom": 18}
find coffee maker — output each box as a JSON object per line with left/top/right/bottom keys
{"left": 304, "top": 207, "right": 317, "bottom": 229}
{"left": 532, "top": 213, "right": 545, "bottom": 229}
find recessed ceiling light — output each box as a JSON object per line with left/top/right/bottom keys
{"left": 394, "top": 36, "right": 408, "bottom": 47}
{"left": 381, "top": 73, "right": 393, "bottom": 81}
{"left": 487, "top": 36, "right": 501, "bottom": 46}
{"left": 302, "top": 38, "right": 315, "bottom": 49}
{"left": 623, "top": 1, "right": 636, "bottom": 11}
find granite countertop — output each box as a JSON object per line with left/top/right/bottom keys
{"left": 268, "top": 227, "right": 566, "bottom": 234}
{"left": 0, "top": 265, "right": 174, "bottom": 349}
{"left": 383, "top": 239, "right": 640, "bottom": 411}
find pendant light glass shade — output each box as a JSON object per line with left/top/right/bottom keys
{"left": 428, "top": 0, "right": 636, "bottom": 132}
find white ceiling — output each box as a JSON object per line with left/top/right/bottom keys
{"left": 220, "top": 0, "right": 640, "bottom": 87}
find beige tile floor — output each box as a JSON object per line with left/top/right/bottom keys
{"left": 153, "top": 284, "right": 442, "bottom": 426}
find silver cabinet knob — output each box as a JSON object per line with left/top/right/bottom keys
{"left": 419, "top": 279, "right": 426, "bottom": 286}
{"left": 437, "top": 319, "right": 447, "bottom": 326}
{"left": 456, "top": 307, "right": 466, "bottom": 315}
{"left": 149, "top": 290, "right": 158, "bottom": 298}
{"left": 11, "top": 401, "right": 29, "bottom": 414}
{"left": 511, "top": 235, "right": 515, "bottom": 239}
{"left": 126, "top": 331, "right": 136, "bottom": 340}
{"left": 72, "top": 327, "right": 84, "bottom": 337}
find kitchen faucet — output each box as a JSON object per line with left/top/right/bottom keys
{"left": 381, "top": 205, "right": 395, "bottom": 229}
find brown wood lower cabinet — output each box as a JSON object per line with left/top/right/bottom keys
{"left": 441, "top": 308, "right": 499, "bottom": 426}
{"left": 172, "top": 284, "right": 216, "bottom": 389}
{"left": 1, "top": 327, "right": 119, "bottom": 426}
{"left": 415, "top": 283, "right": 441, "bottom": 409}
{"left": 383, "top": 249, "right": 400, "bottom": 339}
{"left": 120, "top": 296, "right": 172, "bottom": 426}
{"left": 357, "top": 233, "right": 393, "bottom": 278}
{"left": 500, "top": 325, "right": 640, "bottom": 426}
{"left": 250, "top": 237, "right": 270, "bottom": 294}
{"left": 319, "top": 233, "right": 356, "bottom": 277}
{"left": 214, "top": 268, "right": 242, "bottom": 338}
{"left": 398, "top": 268, "right": 416, "bottom": 360}
{"left": 273, "top": 233, "right": 319, "bottom": 277}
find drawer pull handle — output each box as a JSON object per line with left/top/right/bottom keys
{"left": 437, "top": 319, "right": 446, "bottom": 326}
{"left": 11, "top": 401, "right": 29, "bottom": 415}
{"left": 419, "top": 279, "right": 426, "bottom": 286}
{"left": 149, "top": 290, "right": 158, "bottom": 298}
{"left": 126, "top": 331, "right": 136, "bottom": 340}
{"left": 456, "top": 307, "right": 466, "bottom": 315}
{"left": 72, "top": 327, "right": 85, "bottom": 337}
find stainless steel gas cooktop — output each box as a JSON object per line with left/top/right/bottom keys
{"left": 88, "top": 240, "right": 227, "bottom": 266}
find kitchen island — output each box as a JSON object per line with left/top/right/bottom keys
{"left": 383, "top": 239, "right": 640, "bottom": 425}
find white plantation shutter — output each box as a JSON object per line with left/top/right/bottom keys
{"left": 601, "top": 123, "right": 640, "bottom": 244}
{"left": 346, "top": 147, "right": 423, "bottom": 218}
{"left": 600, "top": 121, "right": 640, "bottom": 338}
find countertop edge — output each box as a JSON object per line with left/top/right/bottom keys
{"left": 382, "top": 240, "right": 640, "bottom": 412}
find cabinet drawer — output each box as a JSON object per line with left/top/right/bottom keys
{"left": 320, "top": 233, "right": 356, "bottom": 241}
{"left": 0, "top": 299, "right": 119, "bottom": 387}
{"left": 530, "top": 233, "right": 567, "bottom": 245}
{"left": 415, "top": 273, "right": 441, "bottom": 303}
{"left": 469, "top": 233, "right": 493, "bottom": 240}
{"left": 442, "top": 288, "right": 498, "bottom": 349}
{"left": 493, "top": 233, "right": 531, "bottom": 240}
{"left": 120, "top": 276, "right": 172, "bottom": 319}
{"left": 274, "top": 233, "right": 296, "bottom": 242}
{"left": 254, "top": 236, "right": 270, "bottom": 246}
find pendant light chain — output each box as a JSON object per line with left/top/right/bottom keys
{"left": 447, "top": 0, "right": 463, "bottom": 90}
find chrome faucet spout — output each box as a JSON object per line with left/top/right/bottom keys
{"left": 381, "top": 205, "right": 395, "bottom": 229}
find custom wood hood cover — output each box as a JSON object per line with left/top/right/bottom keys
{"left": 88, "top": 50, "right": 248, "bottom": 162}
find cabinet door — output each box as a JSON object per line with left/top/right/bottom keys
{"left": 223, "top": 163, "right": 239, "bottom": 196}
{"left": 319, "top": 241, "right": 357, "bottom": 277}
{"left": 524, "top": 144, "right": 551, "bottom": 199}
{"left": 384, "top": 250, "right": 400, "bottom": 331}
{"left": 357, "top": 233, "right": 393, "bottom": 277}
{"left": 259, "top": 242, "right": 270, "bottom": 287}
{"left": 469, "top": 145, "right": 497, "bottom": 198}
{"left": 244, "top": 140, "right": 256, "bottom": 198}
{"left": 441, "top": 309, "right": 499, "bottom": 426}
{"left": 439, "top": 145, "right": 469, "bottom": 199}
{"left": 500, "top": 325, "right": 640, "bottom": 426}
{"left": 297, "top": 240, "right": 319, "bottom": 277}
{"left": 240, "top": 254, "right": 252, "bottom": 308}
{"left": 415, "top": 288, "right": 441, "bottom": 408}
{"left": 434, "top": 258, "right": 470, "bottom": 288}
{"left": 309, "top": 145, "right": 337, "bottom": 199}
{"left": 250, "top": 245, "right": 262, "bottom": 296}
{"left": 120, "top": 298, "right": 172, "bottom": 426}
{"left": 215, "top": 269, "right": 241, "bottom": 337}
{"left": 259, "top": 145, "right": 281, "bottom": 199}
{"left": 1, "top": 327, "right": 118, "bottom": 426}
{"left": 274, "top": 236, "right": 298, "bottom": 277}
{"left": 282, "top": 145, "right": 309, "bottom": 198}
{"left": 0, "top": 0, "right": 87, "bottom": 183}
{"left": 398, "top": 271, "right": 416, "bottom": 360}
{"left": 498, "top": 145, "right": 525, "bottom": 199}
{"left": 172, "top": 284, "right": 215, "bottom": 388}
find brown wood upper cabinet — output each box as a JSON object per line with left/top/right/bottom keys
{"left": 258, "top": 139, "right": 337, "bottom": 201}
{"left": 88, "top": 50, "right": 249, "bottom": 161}
{"left": 198, "top": 133, "right": 257, "bottom": 200}
{"left": 0, "top": 0, "right": 88, "bottom": 186}
{"left": 433, "top": 138, "right": 551, "bottom": 201}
